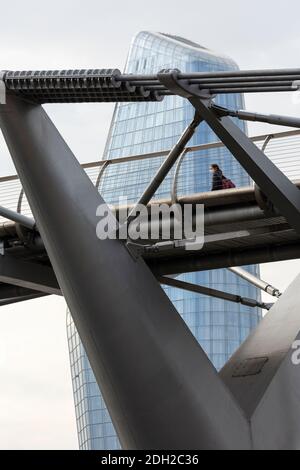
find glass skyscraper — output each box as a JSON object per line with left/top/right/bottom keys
{"left": 67, "top": 31, "right": 262, "bottom": 450}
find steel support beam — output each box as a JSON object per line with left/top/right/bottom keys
{"left": 189, "top": 97, "right": 300, "bottom": 235}
{"left": 127, "top": 113, "right": 202, "bottom": 224}
{"left": 220, "top": 273, "right": 300, "bottom": 449}
{"left": 218, "top": 107, "right": 300, "bottom": 129}
{"left": 0, "top": 284, "right": 48, "bottom": 306}
{"left": 0, "top": 254, "right": 61, "bottom": 295}
{"left": 158, "top": 276, "right": 271, "bottom": 310}
{"left": 228, "top": 266, "right": 282, "bottom": 298}
{"left": 0, "top": 205, "right": 36, "bottom": 230}
{"left": 2, "top": 67, "right": 300, "bottom": 103}
{"left": 0, "top": 93, "right": 251, "bottom": 450}
{"left": 0, "top": 294, "right": 47, "bottom": 306}
{"left": 149, "top": 243, "right": 300, "bottom": 275}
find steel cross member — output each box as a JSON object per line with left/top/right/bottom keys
{"left": 0, "top": 92, "right": 251, "bottom": 450}
{"left": 158, "top": 69, "right": 300, "bottom": 235}
{"left": 190, "top": 97, "right": 300, "bottom": 235}
{"left": 1, "top": 77, "right": 300, "bottom": 449}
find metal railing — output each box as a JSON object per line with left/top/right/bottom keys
{"left": 0, "top": 128, "right": 299, "bottom": 225}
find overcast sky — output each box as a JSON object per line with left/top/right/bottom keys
{"left": 0, "top": 0, "right": 300, "bottom": 449}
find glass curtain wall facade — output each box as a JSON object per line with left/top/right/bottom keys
{"left": 67, "top": 31, "right": 262, "bottom": 450}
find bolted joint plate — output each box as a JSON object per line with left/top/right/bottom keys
{"left": 157, "top": 68, "right": 215, "bottom": 100}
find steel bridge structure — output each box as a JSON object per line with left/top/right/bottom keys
{"left": 0, "top": 67, "right": 300, "bottom": 449}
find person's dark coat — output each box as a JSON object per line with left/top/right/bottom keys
{"left": 211, "top": 169, "right": 223, "bottom": 191}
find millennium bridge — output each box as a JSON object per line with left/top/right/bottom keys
{"left": 0, "top": 68, "right": 300, "bottom": 449}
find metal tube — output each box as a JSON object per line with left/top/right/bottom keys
{"left": 0, "top": 284, "right": 44, "bottom": 298}
{"left": 189, "top": 75, "right": 300, "bottom": 84}
{"left": 0, "top": 205, "right": 36, "bottom": 230}
{"left": 127, "top": 113, "right": 202, "bottom": 222}
{"left": 0, "top": 293, "right": 48, "bottom": 306}
{"left": 0, "top": 94, "right": 250, "bottom": 450}
{"left": 143, "top": 85, "right": 167, "bottom": 90}
{"left": 177, "top": 68, "right": 300, "bottom": 79}
{"left": 2, "top": 68, "right": 300, "bottom": 103}
{"left": 2, "top": 69, "right": 164, "bottom": 104}
{"left": 159, "top": 87, "right": 297, "bottom": 95}
{"left": 208, "top": 87, "right": 295, "bottom": 94}
{"left": 262, "top": 134, "right": 274, "bottom": 153}
{"left": 198, "top": 81, "right": 296, "bottom": 89}
{"left": 204, "top": 204, "right": 268, "bottom": 226}
{"left": 136, "top": 204, "right": 269, "bottom": 241}
{"left": 129, "top": 80, "right": 162, "bottom": 86}
{"left": 228, "top": 267, "right": 282, "bottom": 298}
{"left": 116, "top": 74, "right": 160, "bottom": 81}
{"left": 171, "top": 149, "right": 188, "bottom": 203}
{"left": 149, "top": 243, "right": 300, "bottom": 276}
{"left": 0, "top": 284, "right": 48, "bottom": 306}
{"left": 117, "top": 69, "right": 300, "bottom": 82}
{"left": 158, "top": 276, "right": 272, "bottom": 310}
{"left": 231, "top": 110, "right": 300, "bottom": 129}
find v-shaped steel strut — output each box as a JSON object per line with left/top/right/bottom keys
{"left": 0, "top": 93, "right": 251, "bottom": 450}
{"left": 0, "top": 67, "right": 300, "bottom": 449}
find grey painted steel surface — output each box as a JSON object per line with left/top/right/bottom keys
{"left": 228, "top": 266, "right": 282, "bottom": 298}
{"left": 1, "top": 66, "right": 300, "bottom": 448}
{"left": 127, "top": 113, "right": 202, "bottom": 221}
{"left": 158, "top": 276, "right": 271, "bottom": 310}
{"left": 2, "top": 69, "right": 163, "bottom": 103}
{"left": 0, "top": 93, "right": 251, "bottom": 450}
{"left": 0, "top": 182, "right": 298, "bottom": 299}
{"left": 220, "top": 273, "right": 300, "bottom": 449}
{"left": 0, "top": 205, "right": 36, "bottom": 230}
{"left": 190, "top": 98, "right": 300, "bottom": 235}
{"left": 149, "top": 243, "right": 300, "bottom": 275}
{"left": 0, "top": 284, "right": 48, "bottom": 305}
{"left": 224, "top": 108, "right": 300, "bottom": 129}
{"left": 0, "top": 254, "right": 61, "bottom": 295}
{"left": 117, "top": 67, "right": 300, "bottom": 81}
{"left": 1, "top": 67, "right": 300, "bottom": 103}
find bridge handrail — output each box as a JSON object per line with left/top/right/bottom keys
{"left": 0, "top": 127, "right": 299, "bottom": 221}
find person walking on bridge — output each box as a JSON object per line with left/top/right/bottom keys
{"left": 210, "top": 164, "right": 236, "bottom": 191}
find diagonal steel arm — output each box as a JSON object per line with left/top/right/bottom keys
{"left": 189, "top": 97, "right": 300, "bottom": 235}
{"left": 0, "top": 93, "right": 251, "bottom": 450}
